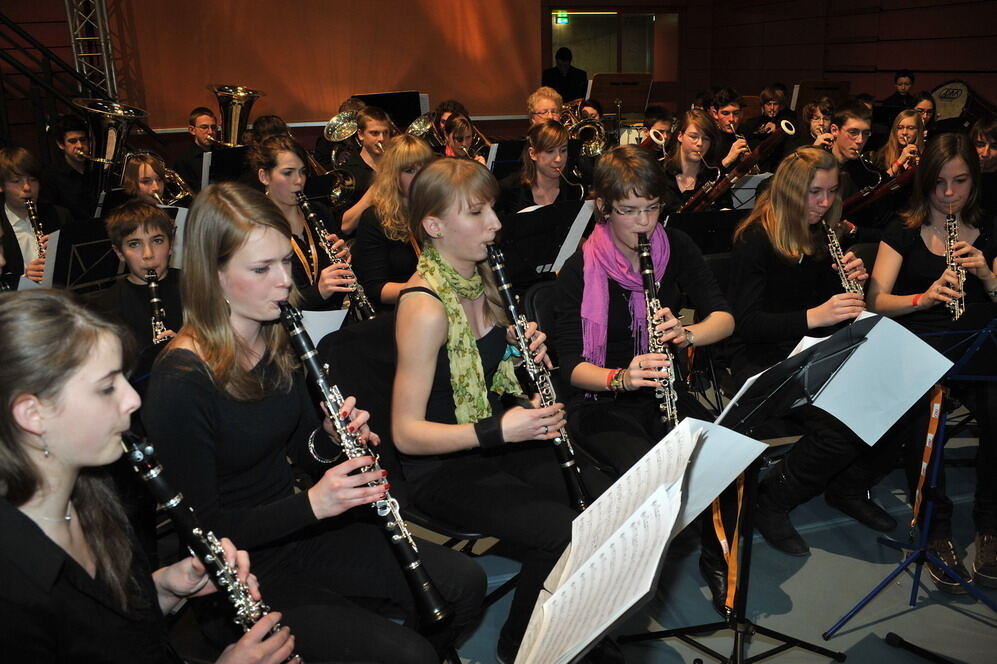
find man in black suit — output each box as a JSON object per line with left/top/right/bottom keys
{"left": 173, "top": 106, "right": 218, "bottom": 191}
{"left": 541, "top": 47, "right": 588, "bottom": 103}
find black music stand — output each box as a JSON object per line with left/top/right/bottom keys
{"left": 50, "top": 219, "right": 120, "bottom": 292}
{"left": 498, "top": 200, "right": 592, "bottom": 291}
{"left": 490, "top": 140, "right": 526, "bottom": 181}
{"left": 665, "top": 210, "right": 748, "bottom": 255}
{"left": 823, "top": 316, "right": 997, "bottom": 640}
{"left": 207, "top": 146, "right": 249, "bottom": 183}
{"left": 619, "top": 317, "right": 878, "bottom": 663}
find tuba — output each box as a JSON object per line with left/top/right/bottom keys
{"left": 209, "top": 84, "right": 264, "bottom": 147}
{"left": 406, "top": 112, "right": 444, "bottom": 150}
{"left": 560, "top": 102, "right": 607, "bottom": 157}
{"left": 71, "top": 98, "right": 148, "bottom": 199}
{"left": 323, "top": 110, "right": 359, "bottom": 143}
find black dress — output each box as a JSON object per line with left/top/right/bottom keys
{"left": 142, "top": 349, "right": 485, "bottom": 664}
{"left": 291, "top": 200, "right": 348, "bottom": 311}
{"left": 0, "top": 498, "right": 182, "bottom": 664}
{"left": 495, "top": 170, "right": 583, "bottom": 217}
{"left": 352, "top": 207, "right": 417, "bottom": 310}
{"left": 662, "top": 162, "right": 732, "bottom": 212}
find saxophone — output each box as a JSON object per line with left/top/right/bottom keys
{"left": 24, "top": 198, "right": 46, "bottom": 259}
{"left": 944, "top": 211, "right": 966, "bottom": 320}
{"left": 485, "top": 244, "right": 590, "bottom": 512}
{"left": 277, "top": 302, "right": 450, "bottom": 626}
{"left": 295, "top": 192, "right": 376, "bottom": 320}
{"left": 121, "top": 432, "right": 301, "bottom": 662}
{"left": 145, "top": 269, "right": 169, "bottom": 344}
{"left": 636, "top": 233, "right": 680, "bottom": 433}
{"left": 822, "top": 220, "right": 864, "bottom": 295}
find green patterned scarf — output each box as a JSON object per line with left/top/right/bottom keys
{"left": 417, "top": 242, "right": 522, "bottom": 424}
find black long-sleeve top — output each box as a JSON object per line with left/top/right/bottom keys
{"left": 726, "top": 223, "right": 842, "bottom": 383}
{"left": 92, "top": 268, "right": 183, "bottom": 351}
{"left": 173, "top": 143, "right": 211, "bottom": 191}
{"left": 40, "top": 158, "right": 96, "bottom": 223}
{"left": 495, "top": 170, "right": 583, "bottom": 217}
{"left": 291, "top": 200, "right": 348, "bottom": 311}
{"left": 352, "top": 206, "right": 417, "bottom": 310}
{"left": 554, "top": 227, "right": 730, "bottom": 401}
{"left": 142, "top": 350, "right": 327, "bottom": 569}
{"left": 662, "top": 162, "right": 733, "bottom": 212}
{"left": 0, "top": 497, "right": 180, "bottom": 663}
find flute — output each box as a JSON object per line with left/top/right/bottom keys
{"left": 121, "top": 432, "right": 301, "bottom": 662}
{"left": 277, "top": 301, "right": 450, "bottom": 626}
{"left": 485, "top": 244, "right": 590, "bottom": 512}
{"left": 295, "top": 192, "right": 376, "bottom": 321}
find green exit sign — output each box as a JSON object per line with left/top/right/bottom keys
{"left": 556, "top": 15, "right": 569, "bottom": 24}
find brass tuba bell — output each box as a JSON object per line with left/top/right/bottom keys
{"left": 209, "top": 84, "right": 265, "bottom": 147}
{"left": 71, "top": 98, "right": 148, "bottom": 199}
{"left": 323, "top": 110, "right": 359, "bottom": 143}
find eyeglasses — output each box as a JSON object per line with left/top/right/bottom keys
{"left": 531, "top": 109, "right": 559, "bottom": 117}
{"left": 611, "top": 203, "right": 663, "bottom": 217}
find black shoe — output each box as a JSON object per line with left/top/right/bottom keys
{"left": 926, "top": 538, "right": 972, "bottom": 594}
{"left": 755, "top": 503, "right": 810, "bottom": 556}
{"left": 699, "top": 554, "right": 730, "bottom": 618}
{"left": 973, "top": 532, "right": 997, "bottom": 589}
{"left": 825, "top": 492, "right": 897, "bottom": 532}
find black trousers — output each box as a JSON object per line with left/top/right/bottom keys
{"left": 407, "top": 441, "right": 609, "bottom": 648}
{"left": 197, "top": 517, "right": 486, "bottom": 664}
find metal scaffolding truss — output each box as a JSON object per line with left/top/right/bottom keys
{"left": 64, "top": 0, "right": 117, "bottom": 98}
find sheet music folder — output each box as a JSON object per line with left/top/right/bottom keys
{"left": 498, "top": 200, "right": 593, "bottom": 290}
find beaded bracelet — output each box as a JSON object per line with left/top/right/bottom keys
{"left": 610, "top": 368, "right": 628, "bottom": 392}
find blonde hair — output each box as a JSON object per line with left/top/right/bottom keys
{"left": 177, "top": 182, "right": 297, "bottom": 400}
{"left": 875, "top": 109, "right": 925, "bottom": 170}
{"left": 527, "top": 86, "right": 563, "bottom": 114}
{"left": 371, "top": 135, "right": 436, "bottom": 242}
{"left": 734, "top": 147, "right": 841, "bottom": 260}
{"left": 407, "top": 159, "right": 507, "bottom": 324}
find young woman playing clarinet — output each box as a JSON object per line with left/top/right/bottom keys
{"left": 495, "top": 119, "right": 582, "bottom": 216}
{"left": 0, "top": 289, "right": 296, "bottom": 664}
{"left": 142, "top": 182, "right": 486, "bottom": 663}
{"left": 867, "top": 132, "right": 997, "bottom": 592}
{"left": 872, "top": 109, "right": 924, "bottom": 178}
{"left": 352, "top": 134, "right": 436, "bottom": 310}
{"left": 726, "top": 146, "right": 910, "bottom": 556}
{"left": 661, "top": 110, "right": 731, "bottom": 211}
{"left": 253, "top": 135, "right": 354, "bottom": 312}
{"left": 392, "top": 158, "right": 612, "bottom": 663}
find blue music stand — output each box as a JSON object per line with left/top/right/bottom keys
{"left": 823, "top": 317, "right": 997, "bottom": 640}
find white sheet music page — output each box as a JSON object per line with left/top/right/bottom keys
{"left": 515, "top": 484, "right": 679, "bottom": 664}
{"left": 549, "top": 418, "right": 702, "bottom": 588}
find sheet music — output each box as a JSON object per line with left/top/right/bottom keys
{"left": 300, "top": 309, "right": 349, "bottom": 341}
{"left": 169, "top": 207, "right": 189, "bottom": 269}
{"left": 39, "top": 229, "right": 60, "bottom": 288}
{"left": 486, "top": 143, "right": 499, "bottom": 171}
{"left": 201, "top": 151, "right": 212, "bottom": 190}
{"left": 17, "top": 275, "right": 42, "bottom": 291}
{"left": 516, "top": 485, "right": 679, "bottom": 664}
{"left": 551, "top": 200, "right": 594, "bottom": 272}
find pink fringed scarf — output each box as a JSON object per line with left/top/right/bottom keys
{"left": 581, "top": 222, "right": 670, "bottom": 367}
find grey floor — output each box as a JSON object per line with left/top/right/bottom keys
{"left": 452, "top": 437, "right": 997, "bottom": 664}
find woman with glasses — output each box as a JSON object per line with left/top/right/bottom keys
{"left": 661, "top": 110, "right": 731, "bottom": 211}
{"left": 526, "top": 87, "right": 562, "bottom": 127}
{"left": 554, "top": 144, "right": 733, "bottom": 475}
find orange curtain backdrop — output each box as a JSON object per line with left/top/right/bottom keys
{"left": 111, "top": 0, "right": 542, "bottom": 129}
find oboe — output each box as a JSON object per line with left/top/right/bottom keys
{"left": 944, "top": 211, "right": 966, "bottom": 320}
{"left": 121, "top": 432, "right": 301, "bottom": 662}
{"left": 822, "top": 220, "right": 864, "bottom": 295}
{"left": 485, "top": 245, "right": 590, "bottom": 512}
{"left": 145, "top": 269, "right": 169, "bottom": 344}
{"left": 276, "top": 301, "right": 450, "bottom": 626}
{"left": 636, "top": 233, "right": 679, "bottom": 433}
{"left": 24, "top": 198, "right": 46, "bottom": 259}
{"left": 295, "top": 192, "right": 376, "bottom": 321}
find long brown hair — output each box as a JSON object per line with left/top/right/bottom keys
{"left": 874, "top": 109, "right": 925, "bottom": 170}
{"left": 734, "top": 147, "right": 841, "bottom": 260}
{"left": 902, "top": 132, "right": 982, "bottom": 230}
{"left": 178, "top": 182, "right": 297, "bottom": 400}
{"left": 520, "top": 119, "right": 569, "bottom": 187}
{"left": 0, "top": 289, "right": 142, "bottom": 611}
{"left": 407, "top": 159, "right": 508, "bottom": 325}
{"left": 121, "top": 153, "right": 166, "bottom": 198}
{"left": 665, "top": 110, "right": 719, "bottom": 174}
{"left": 371, "top": 134, "right": 436, "bottom": 242}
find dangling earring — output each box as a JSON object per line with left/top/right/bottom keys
{"left": 43, "top": 446, "right": 50, "bottom": 458}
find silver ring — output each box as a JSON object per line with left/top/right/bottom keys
{"left": 542, "top": 425, "right": 549, "bottom": 435}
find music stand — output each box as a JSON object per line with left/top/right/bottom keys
{"left": 490, "top": 140, "right": 526, "bottom": 181}
{"left": 665, "top": 210, "right": 748, "bottom": 255}
{"left": 353, "top": 90, "right": 424, "bottom": 129}
{"left": 588, "top": 73, "right": 652, "bottom": 116}
{"left": 207, "top": 146, "right": 249, "bottom": 183}
{"left": 498, "top": 200, "right": 593, "bottom": 291}
{"left": 619, "top": 318, "right": 878, "bottom": 663}
{"left": 51, "top": 219, "right": 120, "bottom": 293}
{"left": 823, "top": 315, "right": 997, "bottom": 640}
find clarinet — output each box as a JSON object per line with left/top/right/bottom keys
{"left": 145, "top": 269, "right": 169, "bottom": 344}
{"left": 121, "top": 432, "right": 301, "bottom": 662}
{"left": 277, "top": 301, "right": 450, "bottom": 626}
{"left": 485, "top": 245, "right": 590, "bottom": 512}
{"left": 24, "top": 198, "right": 46, "bottom": 259}
{"left": 294, "top": 192, "right": 376, "bottom": 321}
{"left": 822, "top": 220, "right": 864, "bottom": 295}
{"left": 636, "top": 233, "right": 679, "bottom": 433}
{"left": 944, "top": 211, "right": 966, "bottom": 320}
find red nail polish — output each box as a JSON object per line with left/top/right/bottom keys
{"left": 382, "top": 470, "right": 389, "bottom": 477}
{"left": 347, "top": 424, "right": 355, "bottom": 432}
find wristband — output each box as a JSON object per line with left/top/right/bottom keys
{"left": 474, "top": 415, "right": 505, "bottom": 449}
{"left": 605, "top": 368, "right": 619, "bottom": 390}
{"left": 912, "top": 292, "right": 923, "bottom": 308}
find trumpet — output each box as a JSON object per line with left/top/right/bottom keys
{"left": 24, "top": 198, "right": 46, "bottom": 260}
